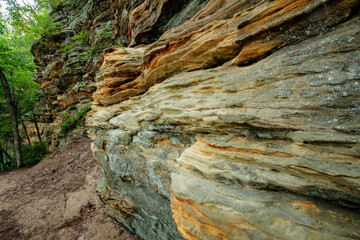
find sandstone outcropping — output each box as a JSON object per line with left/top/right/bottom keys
{"left": 33, "top": 0, "right": 360, "bottom": 239}
{"left": 31, "top": 0, "right": 115, "bottom": 142}
{"left": 87, "top": 0, "right": 360, "bottom": 239}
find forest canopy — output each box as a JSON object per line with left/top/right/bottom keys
{"left": 0, "top": 0, "right": 62, "bottom": 170}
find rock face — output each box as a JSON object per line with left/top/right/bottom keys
{"left": 92, "top": 47, "right": 146, "bottom": 106}
{"left": 86, "top": 0, "right": 360, "bottom": 239}
{"left": 31, "top": 0, "right": 115, "bottom": 141}
{"left": 34, "top": 0, "right": 360, "bottom": 239}
{"left": 31, "top": 0, "right": 114, "bottom": 111}
{"left": 109, "top": 0, "right": 211, "bottom": 46}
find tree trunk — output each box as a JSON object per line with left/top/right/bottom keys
{"left": 21, "top": 118, "right": 32, "bottom": 146}
{"left": 33, "top": 113, "right": 42, "bottom": 142}
{"left": 0, "top": 148, "right": 12, "bottom": 163}
{"left": 5, "top": 134, "right": 12, "bottom": 152}
{"left": 0, "top": 67, "right": 23, "bottom": 167}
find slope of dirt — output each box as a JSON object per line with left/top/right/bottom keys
{"left": 0, "top": 138, "right": 142, "bottom": 240}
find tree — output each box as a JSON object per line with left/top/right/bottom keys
{"left": 1, "top": 5, "right": 24, "bottom": 167}
{"left": 0, "top": 147, "right": 12, "bottom": 164}
{"left": 0, "top": 0, "right": 58, "bottom": 169}
{"left": 0, "top": 68, "right": 23, "bottom": 167}
{"left": 0, "top": 0, "right": 63, "bottom": 170}
{"left": 4, "top": 0, "right": 63, "bottom": 40}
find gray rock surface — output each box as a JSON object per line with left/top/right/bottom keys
{"left": 88, "top": 8, "right": 360, "bottom": 240}
{"left": 33, "top": 0, "right": 360, "bottom": 239}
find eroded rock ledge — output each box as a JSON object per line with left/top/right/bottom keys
{"left": 86, "top": 0, "right": 360, "bottom": 239}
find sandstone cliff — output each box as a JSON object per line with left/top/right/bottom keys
{"left": 35, "top": 0, "right": 360, "bottom": 239}
{"left": 31, "top": 0, "right": 115, "bottom": 145}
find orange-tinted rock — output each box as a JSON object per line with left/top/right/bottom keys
{"left": 109, "top": 0, "right": 144, "bottom": 44}
{"left": 31, "top": 0, "right": 360, "bottom": 239}
{"left": 88, "top": 5, "right": 360, "bottom": 239}
{"left": 31, "top": 0, "right": 116, "bottom": 142}
{"left": 110, "top": 0, "right": 211, "bottom": 46}
{"left": 92, "top": 47, "right": 146, "bottom": 106}
{"left": 142, "top": 0, "right": 359, "bottom": 87}
{"left": 32, "top": 0, "right": 114, "bottom": 112}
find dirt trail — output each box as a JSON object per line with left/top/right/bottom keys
{"left": 0, "top": 138, "right": 142, "bottom": 240}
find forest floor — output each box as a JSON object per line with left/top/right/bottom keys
{"left": 0, "top": 138, "right": 142, "bottom": 240}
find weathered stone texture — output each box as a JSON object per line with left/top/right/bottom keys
{"left": 26, "top": 0, "right": 360, "bottom": 239}
{"left": 110, "top": 0, "right": 211, "bottom": 46}
{"left": 141, "top": 0, "right": 360, "bottom": 88}
{"left": 92, "top": 47, "right": 146, "bottom": 106}
{"left": 87, "top": 0, "right": 360, "bottom": 238}
{"left": 91, "top": 126, "right": 194, "bottom": 239}
{"left": 31, "top": 0, "right": 115, "bottom": 130}
{"left": 30, "top": 0, "right": 117, "bottom": 146}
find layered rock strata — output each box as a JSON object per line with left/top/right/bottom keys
{"left": 31, "top": 0, "right": 115, "bottom": 140}
{"left": 32, "top": 0, "right": 115, "bottom": 111}
{"left": 87, "top": 0, "right": 360, "bottom": 239}
{"left": 110, "top": 0, "right": 211, "bottom": 46}
{"left": 92, "top": 47, "right": 146, "bottom": 106}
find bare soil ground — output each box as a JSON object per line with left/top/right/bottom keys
{"left": 0, "top": 138, "right": 142, "bottom": 240}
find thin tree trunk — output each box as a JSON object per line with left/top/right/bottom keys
{"left": 21, "top": 118, "right": 32, "bottom": 146}
{"left": 0, "top": 148, "right": 12, "bottom": 162}
{"left": 0, "top": 67, "right": 23, "bottom": 167}
{"left": 5, "top": 135, "right": 12, "bottom": 152}
{"left": 33, "top": 113, "right": 42, "bottom": 142}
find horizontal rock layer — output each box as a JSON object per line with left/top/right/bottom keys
{"left": 32, "top": 0, "right": 114, "bottom": 111}
{"left": 92, "top": 47, "right": 145, "bottom": 106}
{"left": 87, "top": 0, "right": 360, "bottom": 238}
{"left": 31, "top": 0, "right": 116, "bottom": 145}
{"left": 110, "top": 0, "right": 211, "bottom": 46}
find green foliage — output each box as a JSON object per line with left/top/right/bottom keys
{"left": 88, "top": 41, "right": 109, "bottom": 58}
{"left": 43, "top": 21, "right": 64, "bottom": 37}
{"left": 3, "top": 0, "right": 63, "bottom": 40}
{"left": 1, "top": 0, "right": 57, "bottom": 170}
{"left": 22, "top": 141, "right": 47, "bottom": 167}
{"left": 83, "top": 53, "right": 91, "bottom": 62}
{"left": 0, "top": 25, "right": 43, "bottom": 147}
{"left": 0, "top": 146, "right": 16, "bottom": 172}
{"left": 0, "top": 141, "right": 48, "bottom": 172}
{"left": 115, "top": 40, "right": 129, "bottom": 54}
{"left": 72, "top": 29, "right": 89, "bottom": 43}
{"left": 62, "top": 104, "right": 76, "bottom": 120}
{"left": 0, "top": 102, "right": 12, "bottom": 140}
{"left": 57, "top": 103, "right": 92, "bottom": 138}
{"left": 60, "top": 43, "right": 73, "bottom": 53}
{"left": 96, "top": 30, "right": 105, "bottom": 37}
{"left": 90, "top": 46, "right": 100, "bottom": 56}
{"left": 83, "top": 45, "right": 101, "bottom": 61}
{"left": 0, "top": 157, "right": 17, "bottom": 172}
{"left": 59, "top": 28, "right": 89, "bottom": 54}
{"left": 0, "top": 14, "right": 5, "bottom": 35}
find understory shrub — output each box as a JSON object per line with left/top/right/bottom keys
{"left": 22, "top": 141, "right": 47, "bottom": 167}
{"left": 72, "top": 29, "right": 89, "bottom": 43}
{"left": 0, "top": 150, "right": 16, "bottom": 172}
{"left": 57, "top": 103, "right": 92, "bottom": 137}
{"left": 0, "top": 141, "right": 47, "bottom": 172}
